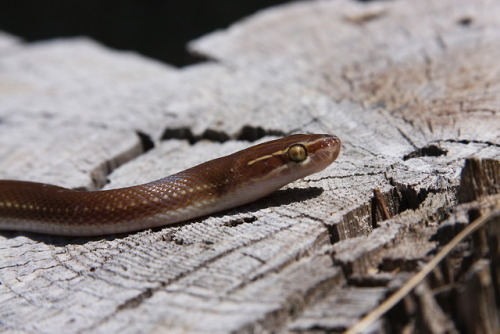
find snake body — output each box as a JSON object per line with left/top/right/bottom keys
{"left": 0, "top": 134, "right": 340, "bottom": 236}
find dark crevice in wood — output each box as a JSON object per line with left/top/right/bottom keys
{"left": 444, "top": 138, "right": 500, "bottom": 148}
{"left": 329, "top": 186, "right": 430, "bottom": 242}
{"left": 396, "top": 185, "right": 429, "bottom": 212}
{"left": 236, "top": 125, "right": 286, "bottom": 142}
{"left": 384, "top": 297, "right": 409, "bottom": 334}
{"left": 162, "top": 127, "right": 194, "bottom": 142}
{"left": 161, "top": 127, "right": 220, "bottom": 144}
{"left": 345, "top": 198, "right": 500, "bottom": 334}
{"left": 161, "top": 125, "right": 286, "bottom": 144}
{"left": 436, "top": 158, "right": 500, "bottom": 244}
{"left": 135, "top": 130, "right": 155, "bottom": 153}
{"left": 348, "top": 273, "right": 395, "bottom": 287}
{"left": 376, "top": 186, "right": 435, "bottom": 222}
{"left": 434, "top": 206, "right": 500, "bottom": 333}
{"left": 403, "top": 144, "right": 448, "bottom": 160}
{"left": 91, "top": 143, "right": 144, "bottom": 191}
{"left": 380, "top": 256, "right": 423, "bottom": 273}
{"left": 223, "top": 216, "right": 257, "bottom": 227}
{"left": 116, "top": 287, "right": 154, "bottom": 311}
{"left": 202, "top": 128, "right": 231, "bottom": 143}
{"left": 396, "top": 126, "right": 418, "bottom": 149}
{"left": 72, "top": 131, "right": 149, "bottom": 192}
{"left": 457, "top": 17, "right": 473, "bottom": 26}
{"left": 330, "top": 184, "right": 454, "bottom": 243}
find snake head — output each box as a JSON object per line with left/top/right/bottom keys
{"left": 238, "top": 134, "right": 341, "bottom": 188}
{"left": 185, "top": 134, "right": 341, "bottom": 205}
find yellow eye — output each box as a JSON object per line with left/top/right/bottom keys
{"left": 288, "top": 144, "right": 307, "bottom": 162}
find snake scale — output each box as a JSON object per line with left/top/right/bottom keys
{"left": 0, "top": 134, "right": 341, "bottom": 236}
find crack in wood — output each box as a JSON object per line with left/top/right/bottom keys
{"left": 161, "top": 125, "right": 286, "bottom": 145}
{"left": 223, "top": 216, "right": 257, "bottom": 227}
{"left": 329, "top": 184, "right": 453, "bottom": 243}
{"left": 313, "top": 170, "right": 386, "bottom": 181}
{"left": 444, "top": 138, "right": 500, "bottom": 148}
{"left": 116, "top": 287, "right": 154, "bottom": 311}
{"left": 135, "top": 131, "right": 154, "bottom": 152}
{"left": 346, "top": 198, "right": 500, "bottom": 334}
{"left": 395, "top": 127, "right": 418, "bottom": 149}
{"left": 403, "top": 144, "right": 448, "bottom": 160}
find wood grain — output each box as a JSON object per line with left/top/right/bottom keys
{"left": 0, "top": 0, "right": 499, "bottom": 332}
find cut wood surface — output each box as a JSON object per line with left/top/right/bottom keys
{"left": 0, "top": 0, "right": 499, "bottom": 333}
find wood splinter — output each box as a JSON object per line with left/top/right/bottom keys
{"left": 373, "top": 188, "right": 391, "bottom": 222}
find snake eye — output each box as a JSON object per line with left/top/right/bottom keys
{"left": 288, "top": 144, "right": 307, "bottom": 162}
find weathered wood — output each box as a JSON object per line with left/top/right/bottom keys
{"left": 458, "top": 158, "right": 500, "bottom": 203}
{"left": 0, "top": 0, "right": 499, "bottom": 333}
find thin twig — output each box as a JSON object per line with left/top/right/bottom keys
{"left": 345, "top": 199, "right": 500, "bottom": 334}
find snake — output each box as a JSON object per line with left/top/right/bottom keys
{"left": 0, "top": 134, "right": 341, "bottom": 236}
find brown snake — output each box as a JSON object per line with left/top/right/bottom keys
{"left": 0, "top": 134, "right": 341, "bottom": 236}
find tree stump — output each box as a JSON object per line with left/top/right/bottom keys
{"left": 0, "top": 0, "right": 499, "bottom": 333}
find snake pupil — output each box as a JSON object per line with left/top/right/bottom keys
{"left": 288, "top": 144, "right": 307, "bottom": 162}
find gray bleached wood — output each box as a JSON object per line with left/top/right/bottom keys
{"left": 1, "top": 0, "right": 500, "bottom": 333}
